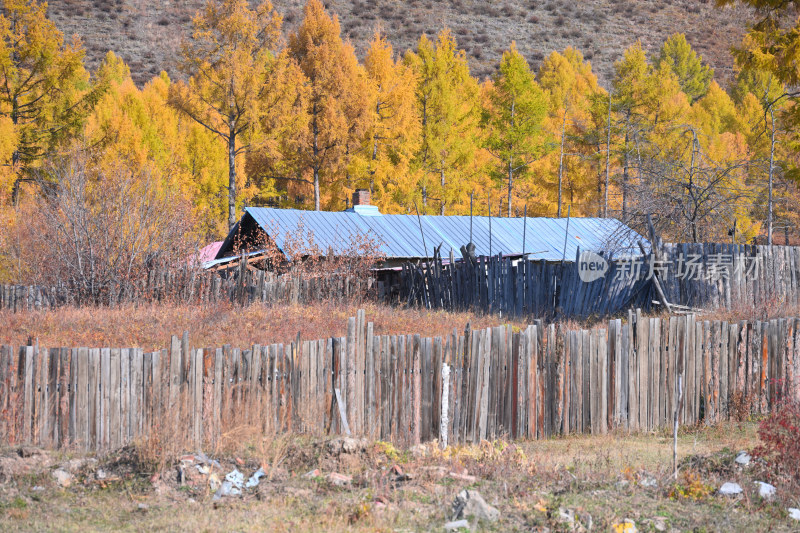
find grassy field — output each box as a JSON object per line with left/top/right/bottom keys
{"left": 1, "top": 421, "right": 797, "bottom": 532}
{"left": 0, "top": 301, "right": 546, "bottom": 350}
{"left": 2, "top": 297, "right": 795, "bottom": 351}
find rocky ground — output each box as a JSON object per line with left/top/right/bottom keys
{"left": 0, "top": 422, "right": 798, "bottom": 532}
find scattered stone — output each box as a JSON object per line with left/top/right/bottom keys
{"left": 639, "top": 476, "right": 658, "bottom": 488}
{"left": 52, "top": 469, "right": 72, "bottom": 488}
{"left": 719, "top": 482, "right": 743, "bottom": 496}
{"left": 96, "top": 468, "right": 107, "bottom": 480}
{"left": 326, "top": 437, "right": 368, "bottom": 455}
{"left": 755, "top": 481, "right": 776, "bottom": 500}
{"left": 557, "top": 507, "right": 575, "bottom": 525}
{"left": 578, "top": 512, "right": 593, "bottom": 531}
{"left": 735, "top": 451, "right": 751, "bottom": 466}
{"left": 327, "top": 472, "right": 352, "bottom": 487}
{"left": 444, "top": 519, "right": 470, "bottom": 531}
{"left": 65, "top": 457, "right": 96, "bottom": 474}
{"left": 17, "top": 446, "right": 42, "bottom": 458}
{"left": 612, "top": 519, "right": 637, "bottom": 532}
{"left": 787, "top": 508, "right": 800, "bottom": 521}
{"left": 451, "top": 490, "right": 500, "bottom": 522}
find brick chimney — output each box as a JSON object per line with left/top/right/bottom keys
{"left": 352, "top": 188, "right": 371, "bottom": 206}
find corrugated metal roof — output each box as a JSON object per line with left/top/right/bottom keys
{"left": 202, "top": 248, "right": 266, "bottom": 269}
{"left": 222, "top": 207, "right": 648, "bottom": 262}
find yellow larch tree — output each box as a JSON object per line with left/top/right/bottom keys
{"left": 86, "top": 52, "right": 230, "bottom": 239}
{"left": 169, "top": 0, "right": 284, "bottom": 229}
{"left": 482, "top": 42, "right": 548, "bottom": 217}
{"left": 359, "top": 32, "right": 421, "bottom": 213}
{"left": 0, "top": 0, "right": 100, "bottom": 204}
{"left": 285, "top": 0, "right": 373, "bottom": 211}
{"left": 405, "top": 30, "right": 484, "bottom": 215}
{"left": 535, "top": 47, "right": 607, "bottom": 217}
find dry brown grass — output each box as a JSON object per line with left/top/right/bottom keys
{"left": 0, "top": 301, "right": 535, "bottom": 350}
{"left": 5, "top": 295, "right": 800, "bottom": 351}
{"left": 698, "top": 296, "right": 800, "bottom": 324}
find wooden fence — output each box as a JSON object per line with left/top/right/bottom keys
{"left": 400, "top": 251, "right": 652, "bottom": 319}
{"left": 1, "top": 310, "right": 798, "bottom": 451}
{"left": 402, "top": 243, "right": 800, "bottom": 319}
{"left": 660, "top": 243, "right": 800, "bottom": 309}
{"left": 0, "top": 264, "right": 374, "bottom": 312}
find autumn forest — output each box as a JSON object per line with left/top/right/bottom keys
{"left": 1, "top": 0, "right": 799, "bottom": 283}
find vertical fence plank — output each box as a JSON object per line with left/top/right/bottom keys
{"left": 529, "top": 325, "right": 538, "bottom": 439}
{"left": 0, "top": 347, "right": 10, "bottom": 444}
{"left": 104, "top": 349, "right": 116, "bottom": 449}
{"left": 346, "top": 318, "right": 356, "bottom": 437}
{"left": 600, "top": 328, "right": 608, "bottom": 434}
{"left": 76, "top": 347, "right": 89, "bottom": 448}
{"left": 478, "top": 328, "right": 491, "bottom": 441}
{"left": 132, "top": 349, "right": 143, "bottom": 441}
{"left": 213, "top": 347, "right": 223, "bottom": 441}
{"left": 356, "top": 309, "right": 366, "bottom": 436}
{"left": 433, "top": 337, "right": 443, "bottom": 443}
{"left": 637, "top": 316, "right": 649, "bottom": 430}
{"left": 169, "top": 336, "right": 181, "bottom": 439}
{"left": 100, "top": 349, "right": 111, "bottom": 450}
{"left": 366, "top": 323, "right": 375, "bottom": 439}
{"left": 412, "top": 334, "right": 422, "bottom": 445}
{"left": 47, "top": 348, "right": 59, "bottom": 447}
{"left": 89, "top": 348, "right": 100, "bottom": 448}
{"left": 193, "top": 348, "right": 203, "bottom": 446}
{"left": 34, "top": 347, "right": 47, "bottom": 447}
{"left": 760, "top": 322, "right": 769, "bottom": 414}
{"left": 120, "top": 348, "right": 131, "bottom": 445}
{"left": 21, "top": 346, "right": 34, "bottom": 445}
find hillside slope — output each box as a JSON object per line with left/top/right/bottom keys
{"left": 47, "top": 0, "right": 752, "bottom": 87}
